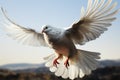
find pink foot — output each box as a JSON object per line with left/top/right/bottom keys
{"left": 53, "top": 58, "right": 59, "bottom": 67}
{"left": 64, "top": 58, "right": 69, "bottom": 68}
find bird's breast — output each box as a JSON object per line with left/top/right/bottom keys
{"left": 43, "top": 33, "right": 60, "bottom": 47}
{"left": 43, "top": 32, "right": 72, "bottom": 57}
{"left": 53, "top": 45, "right": 69, "bottom": 57}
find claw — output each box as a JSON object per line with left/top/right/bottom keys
{"left": 53, "top": 58, "right": 59, "bottom": 67}
{"left": 64, "top": 58, "right": 69, "bottom": 68}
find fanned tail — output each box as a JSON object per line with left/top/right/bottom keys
{"left": 44, "top": 49, "right": 100, "bottom": 80}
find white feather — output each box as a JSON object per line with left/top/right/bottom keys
{"left": 55, "top": 63, "right": 65, "bottom": 76}
{"left": 80, "top": 6, "right": 85, "bottom": 19}
{"left": 0, "top": 7, "right": 47, "bottom": 47}
{"left": 44, "top": 49, "right": 100, "bottom": 79}
{"left": 61, "top": 68, "right": 69, "bottom": 79}
{"left": 69, "top": 0, "right": 119, "bottom": 45}
{"left": 50, "top": 66, "right": 57, "bottom": 72}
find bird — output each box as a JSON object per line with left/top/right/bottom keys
{"left": 0, "top": 0, "right": 119, "bottom": 80}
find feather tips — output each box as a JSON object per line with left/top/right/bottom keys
{"left": 0, "top": 7, "right": 47, "bottom": 47}
{"left": 44, "top": 49, "right": 100, "bottom": 80}
{"left": 67, "top": 0, "right": 119, "bottom": 45}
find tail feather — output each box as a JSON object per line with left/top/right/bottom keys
{"left": 55, "top": 64, "right": 65, "bottom": 76}
{"left": 78, "top": 50, "right": 100, "bottom": 71}
{"left": 44, "top": 49, "right": 100, "bottom": 80}
{"left": 49, "top": 66, "right": 57, "bottom": 72}
{"left": 62, "top": 68, "right": 69, "bottom": 79}
{"left": 79, "top": 69, "right": 86, "bottom": 78}
{"left": 68, "top": 65, "right": 79, "bottom": 79}
{"left": 78, "top": 57, "right": 91, "bottom": 75}
{"left": 81, "top": 50, "right": 100, "bottom": 59}
{"left": 82, "top": 54, "right": 98, "bottom": 70}
{"left": 44, "top": 54, "right": 56, "bottom": 67}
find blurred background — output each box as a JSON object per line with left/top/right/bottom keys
{"left": 0, "top": 0, "right": 120, "bottom": 65}
{"left": 0, "top": 0, "right": 120, "bottom": 80}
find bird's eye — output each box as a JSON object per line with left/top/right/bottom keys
{"left": 45, "top": 27, "right": 48, "bottom": 29}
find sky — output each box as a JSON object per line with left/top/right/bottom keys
{"left": 0, "top": 0, "right": 120, "bottom": 65}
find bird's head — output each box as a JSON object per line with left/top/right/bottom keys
{"left": 41, "top": 25, "right": 53, "bottom": 34}
{"left": 41, "top": 25, "right": 62, "bottom": 36}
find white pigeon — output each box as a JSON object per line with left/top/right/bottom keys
{"left": 0, "top": 0, "right": 119, "bottom": 80}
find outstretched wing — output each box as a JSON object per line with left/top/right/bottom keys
{"left": 0, "top": 7, "right": 47, "bottom": 47}
{"left": 66, "top": 0, "right": 119, "bottom": 45}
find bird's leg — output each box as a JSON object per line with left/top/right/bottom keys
{"left": 64, "top": 58, "right": 69, "bottom": 68}
{"left": 53, "top": 55, "right": 61, "bottom": 67}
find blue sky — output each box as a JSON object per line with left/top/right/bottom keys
{"left": 0, "top": 0, "right": 120, "bottom": 65}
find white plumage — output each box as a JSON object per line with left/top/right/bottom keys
{"left": 44, "top": 49, "right": 100, "bottom": 79}
{"left": 0, "top": 0, "right": 119, "bottom": 80}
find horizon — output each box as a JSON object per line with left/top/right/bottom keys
{"left": 0, "top": 0, "right": 120, "bottom": 65}
{"left": 0, "top": 59, "right": 120, "bottom": 66}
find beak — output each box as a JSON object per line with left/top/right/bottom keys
{"left": 42, "top": 30, "right": 44, "bottom": 33}
{"left": 42, "top": 29, "right": 45, "bottom": 33}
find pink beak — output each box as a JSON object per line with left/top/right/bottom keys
{"left": 41, "top": 29, "right": 45, "bottom": 33}
{"left": 42, "top": 30, "right": 44, "bottom": 33}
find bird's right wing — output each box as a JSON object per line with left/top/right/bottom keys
{"left": 0, "top": 7, "right": 47, "bottom": 47}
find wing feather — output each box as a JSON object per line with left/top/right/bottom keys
{"left": 66, "top": 0, "right": 119, "bottom": 45}
{"left": 0, "top": 7, "right": 47, "bottom": 47}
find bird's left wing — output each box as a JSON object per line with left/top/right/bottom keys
{"left": 0, "top": 8, "right": 47, "bottom": 47}
{"left": 65, "top": 0, "right": 119, "bottom": 45}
